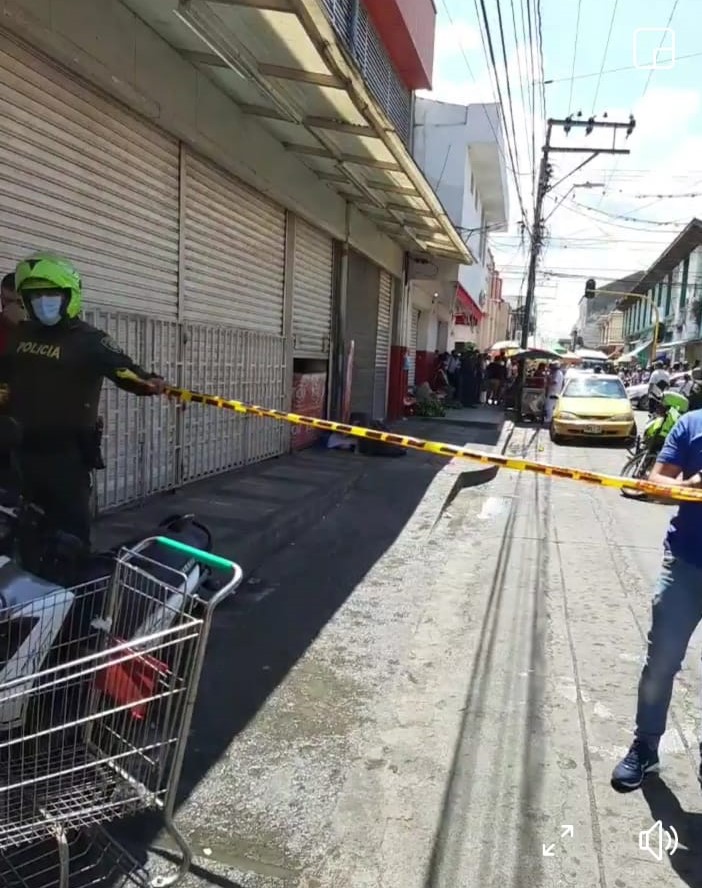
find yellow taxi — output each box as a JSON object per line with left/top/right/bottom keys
{"left": 550, "top": 373, "right": 636, "bottom": 444}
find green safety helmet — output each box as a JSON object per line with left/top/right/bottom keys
{"left": 662, "top": 390, "right": 689, "bottom": 413}
{"left": 14, "top": 253, "right": 82, "bottom": 319}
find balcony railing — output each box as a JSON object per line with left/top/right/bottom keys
{"left": 320, "top": 0, "right": 412, "bottom": 146}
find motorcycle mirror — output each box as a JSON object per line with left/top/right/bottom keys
{"left": 0, "top": 417, "right": 22, "bottom": 452}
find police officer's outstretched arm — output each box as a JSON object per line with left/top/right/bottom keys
{"left": 89, "top": 331, "right": 166, "bottom": 395}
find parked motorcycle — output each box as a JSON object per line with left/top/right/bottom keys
{"left": 620, "top": 390, "right": 689, "bottom": 498}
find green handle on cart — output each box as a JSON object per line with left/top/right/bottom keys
{"left": 155, "top": 536, "right": 236, "bottom": 573}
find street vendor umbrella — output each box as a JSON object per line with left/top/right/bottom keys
{"left": 513, "top": 347, "right": 563, "bottom": 362}
{"left": 558, "top": 350, "right": 582, "bottom": 363}
{"left": 489, "top": 339, "right": 520, "bottom": 354}
{"left": 574, "top": 348, "right": 608, "bottom": 361}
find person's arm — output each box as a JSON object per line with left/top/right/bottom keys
{"left": 648, "top": 416, "right": 702, "bottom": 489}
{"left": 86, "top": 329, "right": 166, "bottom": 396}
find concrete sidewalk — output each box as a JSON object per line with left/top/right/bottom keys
{"left": 93, "top": 417, "right": 504, "bottom": 576}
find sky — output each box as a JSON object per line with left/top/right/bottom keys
{"left": 419, "top": 0, "right": 702, "bottom": 343}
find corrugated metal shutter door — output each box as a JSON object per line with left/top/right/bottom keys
{"left": 0, "top": 36, "right": 180, "bottom": 316}
{"left": 183, "top": 151, "right": 285, "bottom": 330}
{"left": 181, "top": 151, "right": 287, "bottom": 479}
{"left": 373, "top": 271, "right": 393, "bottom": 418}
{"left": 408, "top": 309, "right": 419, "bottom": 387}
{"left": 293, "top": 218, "right": 333, "bottom": 356}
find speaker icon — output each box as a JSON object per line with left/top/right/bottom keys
{"left": 639, "top": 820, "right": 679, "bottom": 861}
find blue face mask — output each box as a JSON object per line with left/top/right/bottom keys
{"left": 30, "top": 295, "right": 64, "bottom": 326}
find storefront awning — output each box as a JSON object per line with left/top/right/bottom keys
{"left": 655, "top": 339, "right": 697, "bottom": 351}
{"left": 616, "top": 339, "right": 652, "bottom": 363}
{"left": 146, "top": 0, "right": 474, "bottom": 265}
{"left": 454, "top": 283, "right": 482, "bottom": 324}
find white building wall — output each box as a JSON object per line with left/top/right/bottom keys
{"left": 413, "top": 97, "right": 507, "bottom": 313}
{"left": 4, "top": 0, "right": 403, "bottom": 277}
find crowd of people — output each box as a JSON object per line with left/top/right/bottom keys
{"left": 617, "top": 358, "right": 700, "bottom": 388}
{"left": 429, "top": 349, "right": 516, "bottom": 408}
{"left": 419, "top": 350, "right": 702, "bottom": 421}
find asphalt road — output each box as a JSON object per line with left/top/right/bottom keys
{"left": 426, "top": 419, "right": 702, "bottom": 888}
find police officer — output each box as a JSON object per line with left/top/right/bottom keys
{"left": 0, "top": 253, "right": 166, "bottom": 545}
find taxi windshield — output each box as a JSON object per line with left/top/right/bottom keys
{"left": 562, "top": 377, "right": 627, "bottom": 399}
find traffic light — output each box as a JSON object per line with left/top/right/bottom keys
{"left": 584, "top": 278, "right": 597, "bottom": 299}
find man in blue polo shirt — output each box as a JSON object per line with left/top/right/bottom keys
{"left": 612, "top": 409, "right": 702, "bottom": 791}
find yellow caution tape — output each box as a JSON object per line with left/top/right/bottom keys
{"left": 163, "top": 385, "right": 702, "bottom": 503}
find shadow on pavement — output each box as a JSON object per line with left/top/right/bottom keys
{"left": 642, "top": 775, "right": 702, "bottom": 886}
{"left": 424, "top": 428, "right": 549, "bottom": 888}
{"left": 27, "top": 419, "right": 500, "bottom": 887}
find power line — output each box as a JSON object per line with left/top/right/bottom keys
{"left": 559, "top": 200, "right": 686, "bottom": 234}
{"left": 534, "top": 0, "right": 547, "bottom": 121}
{"left": 544, "top": 51, "right": 702, "bottom": 86}
{"left": 597, "top": 0, "right": 681, "bottom": 208}
{"left": 494, "top": 0, "right": 526, "bottom": 219}
{"left": 591, "top": 0, "right": 618, "bottom": 113}
{"left": 512, "top": 0, "right": 537, "bottom": 207}
{"left": 473, "top": 0, "right": 531, "bottom": 227}
{"left": 570, "top": 199, "right": 689, "bottom": 226}
{"left": 437, "top": 0, "right": 530, "bottom": 230}
{"left": 567, "top": 0, "right": 582, "bottom": 112}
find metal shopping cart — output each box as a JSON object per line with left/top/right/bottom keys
{"left": 0, "top": 536, "right": 243, "bottom": 888}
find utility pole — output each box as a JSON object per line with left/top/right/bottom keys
{"left": 517, "top": 114, "right": 636, "bottom": 417}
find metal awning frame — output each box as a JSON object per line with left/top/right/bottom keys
{"left": 175, "top": 0, "right": 474, "bottom": 265}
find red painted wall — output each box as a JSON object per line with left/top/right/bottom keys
{"left": 364, "top": 0, "right": 436, "bottom": 91}
{"left": 414, "top": 350, "right": 434, "bottom": 387}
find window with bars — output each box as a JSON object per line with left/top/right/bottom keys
{"left": 319, "top": 0, "right": 413, "bottom": 146}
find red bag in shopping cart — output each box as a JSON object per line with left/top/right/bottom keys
{"left": 95, "top": 640, "right": 169, "bottom": 720}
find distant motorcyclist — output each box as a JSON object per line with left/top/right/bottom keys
{"left": 647, "top": 378, "right": 670, "bottom": 415}
{"left": 648, "top": 361, "right": 670, "bottom": 399}
{"left": 0, "top": 253, "right": 167, "bottom": 545}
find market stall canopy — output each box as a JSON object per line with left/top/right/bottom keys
{"left": 513, "top": 348, "right": 563, "bottom": 361}
{"left": 574, "top": 348, "right": 608, "bottom": 361}
{"left": 489, "top": 339, "right": 519, "bottom": 352}
{"left": 558, "top": 351, "right": 582, "bottom": 363}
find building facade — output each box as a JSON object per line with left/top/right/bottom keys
{"left": 1, "top": 0, "right": 469, "bottom": 511}
{"left": 574, "top": 272, "right": 644, "bottom": 349}
{"left": 620, "top": 219, "right": 702, "bottom": 365}
{"left": 596, "top": 309, "right": 624, "bottom": 354}
{"left": 409, "top": 97, "right": 509, "bottom": 384}
{"left": 474, "top": 253, "right": 509, "bottom": 350}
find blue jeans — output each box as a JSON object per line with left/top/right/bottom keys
{"left": 636, "top": 553, "right": 702, "bottom": 746}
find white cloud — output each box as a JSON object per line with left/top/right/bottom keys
{"left": 432, "top": 21, "right": 481, "bottom": 69}
{"left": 420, "top": 33, "right": 702, "bottom": 341}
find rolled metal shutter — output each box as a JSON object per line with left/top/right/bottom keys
{"left": 0, "top": 37, "right": 181, "bottom": 511}
{"left": 0, "top": 36, "right": 180, "bottom": 316}
{"left": 408, "top": 309, "right": 420, "bottom": 388}
{"left": 373, "top": 271, "right": 393, "bottom": 418}
{"left": 181, "top": 151, "right": 287, "bottom": 479}
{"left": 182, "top": 151, "right": 285, "bottom": 330}
{"left": 293, "top": 218, "right": 333, "bottom": 356}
